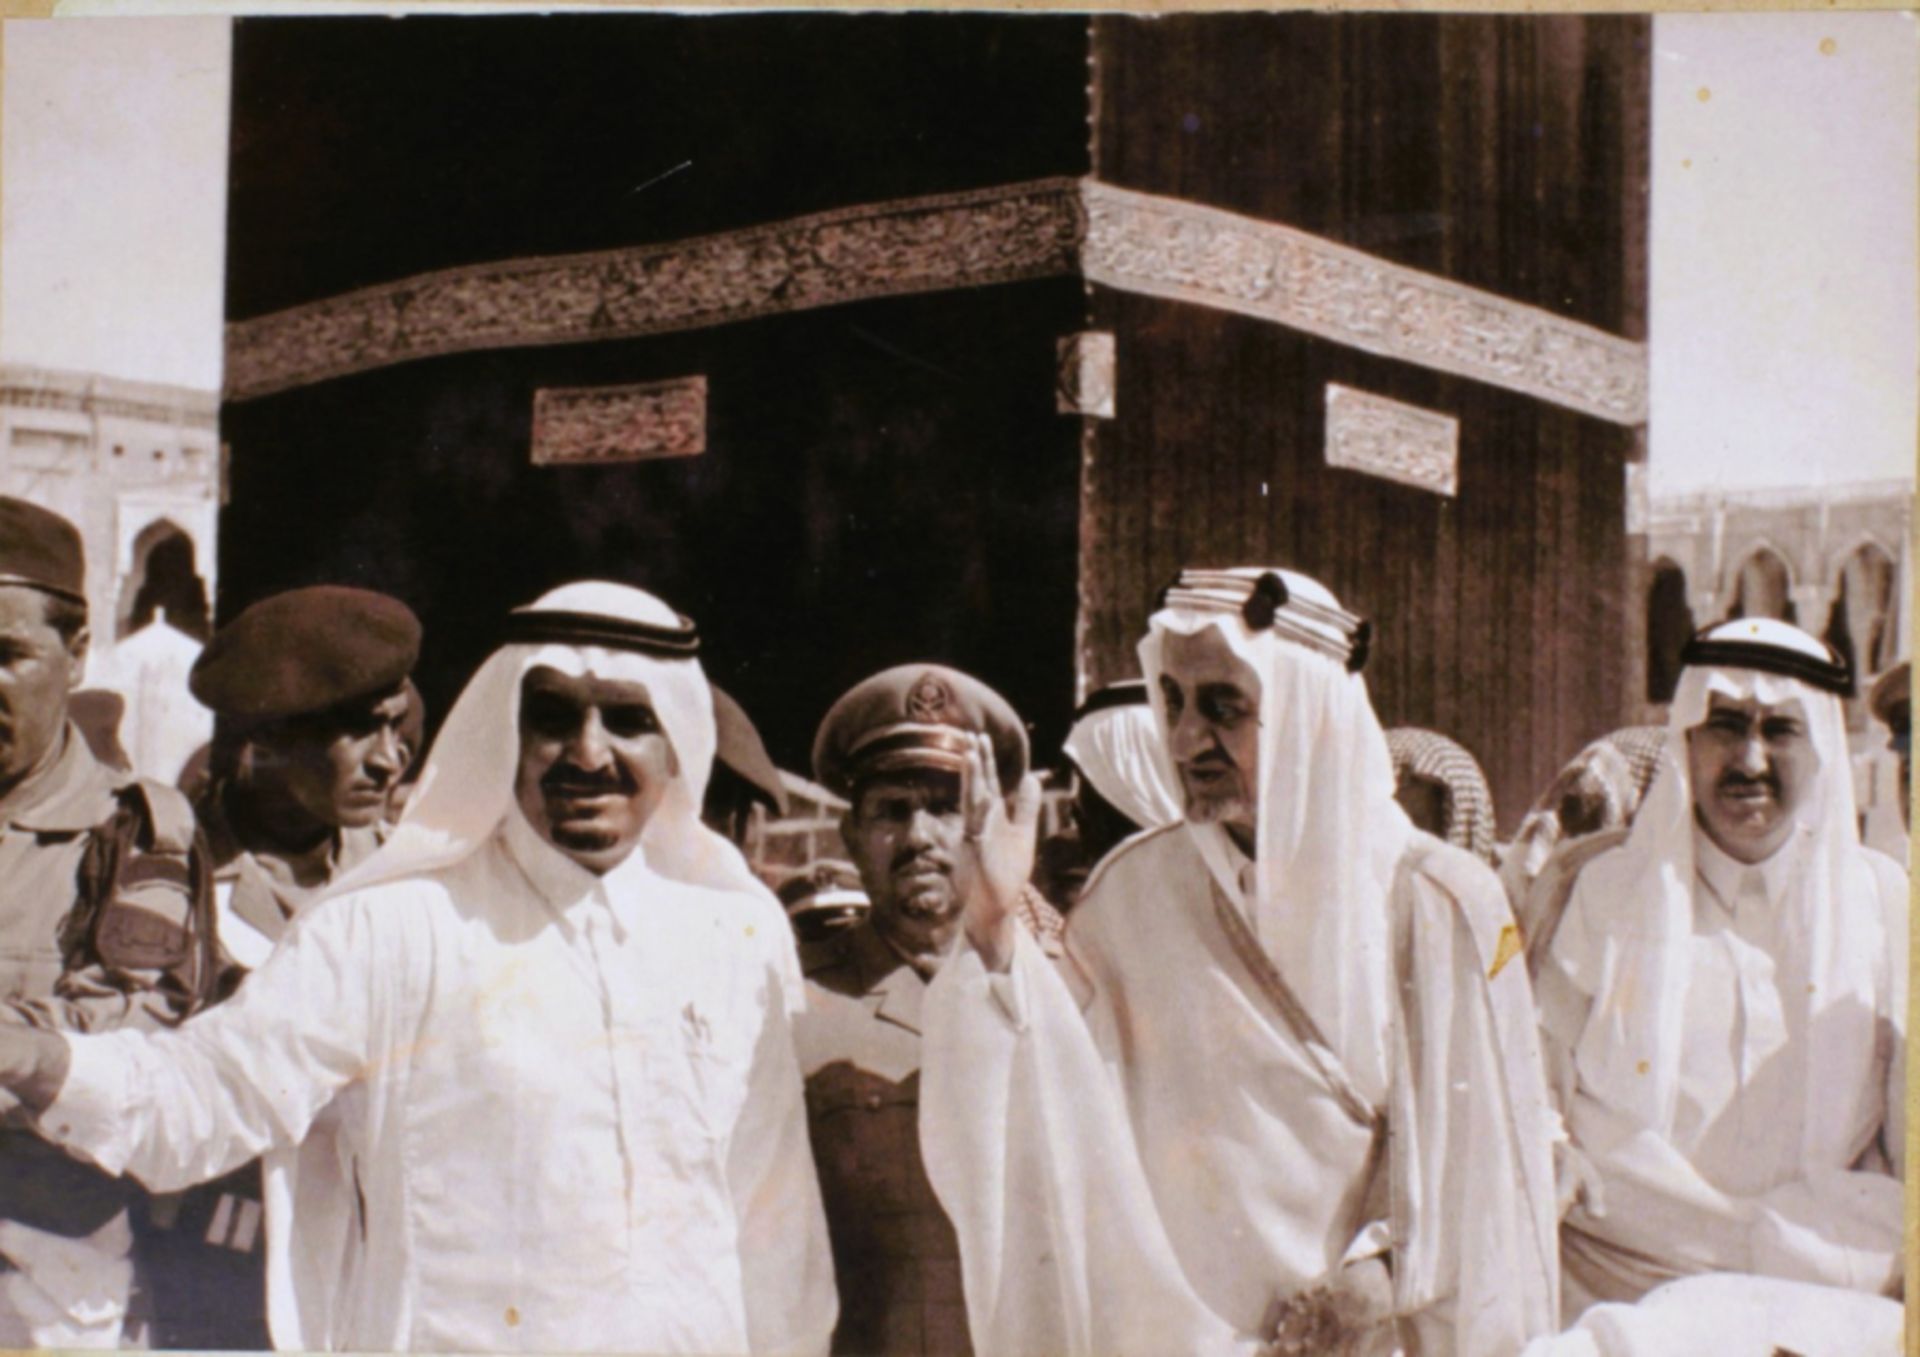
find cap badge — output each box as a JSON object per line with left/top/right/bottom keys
{"left": 906, "top": 671, "right": 954, "bottom": 722}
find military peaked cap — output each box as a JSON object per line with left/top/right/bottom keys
{"left": 813, "top": 663, "right": 1028, "bottom": 799}
{"left": 191, "top": 586, "right": 421, "bottom": 723}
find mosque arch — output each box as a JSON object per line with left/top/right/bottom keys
{"left": 117, "top": 518, "right": 211, "bottom": 641}
{"left": 1823, "top": 539, "right": 1898, "bottom": 687}
{"left": 1724, "top": 543, "right": 1796, "bottom": 625}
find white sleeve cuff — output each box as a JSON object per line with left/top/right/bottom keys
{"left": 983, "top": 928, "right": 1039, "bottom": 1033}
{"left": 39, "top": 1033, "right": 140, "bottom": 1177}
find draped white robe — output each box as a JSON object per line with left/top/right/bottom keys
{"left": 920, "top": 820, "right": 1558, "bottom": 1357}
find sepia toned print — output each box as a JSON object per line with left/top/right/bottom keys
{"left": 0, "top": 11, "right": 1911, "bottom": 1357}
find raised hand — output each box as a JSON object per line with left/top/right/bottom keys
{"left": 959, "top": 732, "right": 1042, "bottom": 972}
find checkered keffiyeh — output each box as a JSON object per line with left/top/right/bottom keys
{"left": 1600, "top": 725, "right": 1667, "bottom": 807}
{"left": 1385, "top": 727, "right": 1498, "bottom": 863}
{"left": 1498, "top": 725, "right": 1670, "bottom": 913}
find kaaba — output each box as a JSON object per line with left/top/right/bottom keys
{"left": 218, "top": 13, "right": 1649, "bottom": 827}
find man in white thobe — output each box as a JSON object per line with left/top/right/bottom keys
{"left": 922, "top": 567, "right": 1559, "bottom": 1357}
{"left": 1525, "top": 618, "right": 1906, "bottom": 1356}
{"left": 0, "top": 581, "right": 837, "bottom": 1353}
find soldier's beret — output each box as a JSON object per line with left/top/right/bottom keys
{"left": 812, "top": 663, "right": 1028, "bottom": 800}
{"left": 191, "top": 586, "right": 421, "bottom": 724}
{"left": 1870, "top": 661, "right": 1910, "bottom": 734}
{"left": 0, "top": 497, "right": 85, "bottom": 605}
{"left": 713, "top": 685, "right": 790, "bottom": 816}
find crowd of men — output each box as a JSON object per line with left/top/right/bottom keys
{"left": 0, "top": 493, "right": 1905, "bottom": 1356}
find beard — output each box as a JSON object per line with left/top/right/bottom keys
{"left": 1184, "top": 789, "right": 1254, "bottom": 827}
{"left": 891, "top": 855, "right": 959, "bottom": 920}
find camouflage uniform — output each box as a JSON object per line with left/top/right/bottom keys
{"left": 0, "top": 726, "right": 214, "bottom": 1347}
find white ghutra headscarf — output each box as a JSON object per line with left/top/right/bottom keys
{"left": 1556, "top": 616, "right": 1885, "bottom": 1169}
{"left": 1139, "top": 566, "right": 1411, "bottom": 1107}
{"left": 339, "top": 579, "right": 764, "bottom": 901}
{"left": 1061, "top": 682, "right": 1183, "bottom": 833}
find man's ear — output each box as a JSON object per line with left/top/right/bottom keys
{"left": 63, "top": 623, "right": 90, "bottom": 679}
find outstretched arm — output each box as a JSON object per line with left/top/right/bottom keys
{"left": 1, "top": 892, "right": 387, "bottom": 1194}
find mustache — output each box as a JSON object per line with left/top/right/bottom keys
{"left": 1182, "top": 750, "right": 1239, "bottom": 773}
{"left": 541, "top": 762, "right": 636, "bottom": 795}
{"left": 1717, "top": 769, "right": 1779, "bottom": 795}
{"left": 891, "top": 847, "right": 951, "bottom": 876}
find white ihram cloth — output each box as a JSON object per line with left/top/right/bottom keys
{"left": 1538, "top": 649, "right": 1907, "bottom": 1311}
{"left": 920, "top": 574, "right": 1558, "bottom": 1356}
{"left": 1060, "top": 702, "right": 1182, "bottom": 832}
{"left": 39, "top": 583, "right": 835, "bottom": 1352}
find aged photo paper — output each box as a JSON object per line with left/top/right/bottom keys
{"left": 0, "top": 6, "right": 1914, "bottom": 1356}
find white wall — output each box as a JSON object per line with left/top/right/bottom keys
{"left": 1649, "top": 12, "right": 1920, "bottom": 496}
{"left": 1, "top": 18, "right": 231, "bottom": 391}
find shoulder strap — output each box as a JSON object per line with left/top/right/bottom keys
{"left": 91, "top": 779, "right": 221, "bottom": 1012}
{"left": 1209, "top": 878, "right": 1380, "bottom": 1132}
{"left": 123, "top": 778, "right": 198, "bottom": 854}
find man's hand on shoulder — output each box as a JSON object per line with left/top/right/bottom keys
{"left": 959, "top": 732, "right": 1041, "bottom": 973}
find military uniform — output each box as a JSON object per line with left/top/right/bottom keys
{"left": 131, "top": 584, "right": 419, "bottom": 1350}
{"left": 795, "top": 882, "right": 1060, "bottom": 1357}
{"left": 803, "top": 664, "right": 1065, "bottom": 1355}
{"left": 0, "top": 496, "right": 216, "bottom": 1348}
{"left": 796, "top": 920, "right": 968, "bottom": 1357}
{"left": 0, "top": 726, "right": 213, "bottom": 1347}
{"left": 197, "top": 781, "right": 385, "bottom": 973}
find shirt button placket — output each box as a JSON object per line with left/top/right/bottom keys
{"left": 580, "top": 905, "right": 638, "bottom": 1248}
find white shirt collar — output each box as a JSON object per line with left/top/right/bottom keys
{"left": 1692, "top": 821, "right": 1805, "bottom": 915}
{"left": 500, "top": 804, "right": 655, "bottom": 943}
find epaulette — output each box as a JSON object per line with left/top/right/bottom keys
{"left": 122, "top": 777, "right": 198, "bottom": 855}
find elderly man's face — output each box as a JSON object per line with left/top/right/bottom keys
{"left": 1158, "top": 627, "right": 1261, "bottom": 848}
{"left": 253, "top": 685, "right": 412, "bottom": 831}
{"left": 515, "top": 667, "right": 677, "bottom": 874}
{"left": 1687, "top": 691, "right": 1819, "bottom": 864}
{"left": 0, "top": 586, "right": 85, "bottom": 796}
{"left": 841, "top": 768, "right": 975, "bottom": 957}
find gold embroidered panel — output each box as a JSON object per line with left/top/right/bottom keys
{"left": 1081, "top": 183, "right": 1646, "bottom": 426}
{"left": 225, "top": 180, "right": 1086, "bottom": 403}
{"left": 530, "top": 377, "right": 708, "bottom": 466}
{"left": 1322, "top": 383, "right": 1460, "bottom": 498}
{"left": 226, "top": 178, "right": 1646, "bottom": 427}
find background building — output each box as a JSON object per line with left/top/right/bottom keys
{"left": 0, "top": 364, "right": 219, "bottom": 779}
{"left": 0, "top": 364, "right": 218, "bottom": 646}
